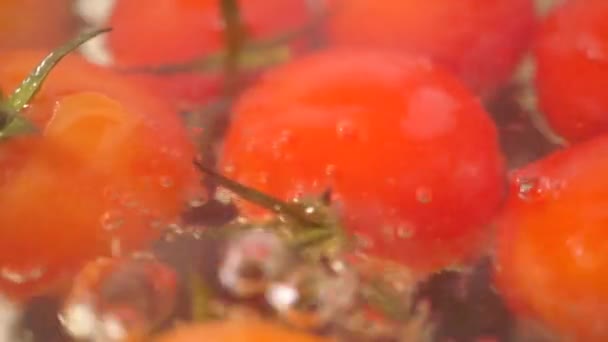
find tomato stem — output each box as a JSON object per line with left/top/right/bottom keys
{"left": 0, "top": 28, "right": 112, "bottom": 140}
{"left": 8, "top": 28, "right": 112, "bottom": 112}
{"left": 193, "top": 160, "right": 323, "bottom": 227}
{"left": 220, "top": 0, "right": 245, "bottom": 95}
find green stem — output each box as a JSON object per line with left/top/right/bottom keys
{"left": 0, "top": 28, "right": 111, "bottom": 140}
{"left": 220, "top": 0, "right": 244, "bottom": 95}
{"left": 8, "top": 28, "right": 111, "bottom": 112}
{"left": 193, "top": 160, "right": 323, "bottom": 227}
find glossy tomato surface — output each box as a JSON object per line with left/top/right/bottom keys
{"left": 155, "top": 320, "right": 330, "bottom": 342}
{"left": 495, "top": 136, "right": 608, "bottom": 341}
{"left": 0, "top": 51, "right": 199, "bottom": 300}
{"left": 220, "top": 49, "right": 505, "bottom": 272}
{"left": 326, "top": 0, "right": 537, "bottom": 95}
{"left": 535, "top": 0, "right": 608, "bottom": 143}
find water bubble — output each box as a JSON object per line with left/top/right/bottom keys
{"left": 100, "top": 210, "right": 124, "bottom": 232}
{"left": 514, "top": 176, "right": 564, "bottom": 202}
{"left": 415, "top": 187, "right": 433, "bottom": 204}
{"left": 219, "top": 230, "right": 291, "bottom": 298}
{"left": 119, "top": 193, "right": 138, "bottom": 209}
{"left": 336, "top": 119, "right": 359, "bottom": 140}
{"left": 159, "top": 176, "right": 174, "bottom": 189}
{"left": 266, "top": 264, "right": 358, "bottom": 329}
{"left": 60, "top": 257, "right": 178, "bottom": 341}
{"left": 0, "top": 266, "right": 44, "bottom": 284}
{"left": 353, "top": 233, "right": 374, "bottom": 250}
{"left": 325, "top": 164, "right": 337, "bottom": 177}
{"left": 396, "top": 224, "right": 415, "bottom": 239}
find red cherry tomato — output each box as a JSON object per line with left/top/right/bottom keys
{"left": 495, "top": 136, "right": 608, "bottom": 341}
{"left": 220, "top": 49, "right": 505, "bottom": 272}
{"left": 535, "top": 0, "right": 608, "bottom": 143}
{"left": 0, "top": 51, "right": 200, "bottom": 300}
{"left": 155, "top": 320, "right": 329, "bottom": 342}
{"left": 0, "top": 0, "right": 77, "bottom": 50}
{"left": 97, "top": 0, "right": 315, "bottom": 108}
{"left": 326, "top": 0, "right": 537, "bottom": 95}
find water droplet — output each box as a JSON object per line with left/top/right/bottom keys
{"left": 159, "top": 176, "right": 174, "bottom": 188}
{"left": 223, "top": 164, "right": 235, "bottom": 174}
{"left": 110, "top": 238, "right": 122, "bottom": 257}
{"left": 0, "top": 266, "right": 44, "bottom": 284}
{"left": 325, "top": 164, "right": 337, "bottom": 177}
{"left": 514, "top": 176, "right": 564, "bottom": 202}
{"left": 266, "top": 264, "right": 358, "bottom": 329}
{"left": 353, "top": 233, "right": 374, "bottom": 250}
{"left": 61, "top": 257, "right": 177, "bottom": 341}
{"left": 336, "top": 120, "right": 358, "bottom": 140}
{"left": 188, "top": 198, "right": 206, "bottom": 208}
{"left": 415, "top": 187, "right": 433, "bottom": 204}
{"left": 396, "top": 224, "right": 414, "bottom": 239}
{"left": 219, "top": 230, "right": 291, "bottom": 298}
{"left": 119, "top": 192, "right": 138, "bottom": 209}
{"left": 100, "top": 210, "right": 124, "bottom": 231}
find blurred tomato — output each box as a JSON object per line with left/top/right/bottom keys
{"left": 79, "top": 0, "right": 317, "bottom": 108}
{"left": 495, "top": 136, "right": 608, "bottom": 341}
{"left": 535, "top": 0, "right": 608, "bottom": 143}
{"left": 0, "top": 51, "right": 199, "bottom": 300}
{"left": 326, "top": 0, "right": 537, "bottom": 96}
{"left": 0, "top": 0, "right": 77, "bottom": 49}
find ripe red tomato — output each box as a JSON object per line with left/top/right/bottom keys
{"left": 535, "top": 0, "right": 608, "bottom": 143}
{"left": 155, "top": 320, "right": 329, "bottom": 342}
{"left": 82, "top": 0, "right": 316, "bottom": 108}
{"left": 0, "top": 51, "right": 200, "bottom": 300}
{"left": 0, "top": 0, "right": 77, "bottom": 50}
{"left": 220, "top": 49, "right": 505, "bottom": 273}
{"left": 494, "top": 136, "right": 608, "bottom": 341}
{"left": 326, "top": 0, "right": 537, "bottom": 96}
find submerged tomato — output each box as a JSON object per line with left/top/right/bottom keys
{"left": 326, "top": 0, "right": 536, "bottom": 95}
{"left": 82, "top": 0, "right": 315, "bottom": 108}
{"left": 0, "top": 0, "right": 76, "bottom": 49}
{"left": 495, "top": 136, "right": 608, "bottom": 341}
{"left": 535, "top": 0, "right": 608, "bottom": 143}
{"left": 220, "top": 49, "right": 505, "bottom": 272}
{"left": 0, "top": 51, "right": 200, "bottom": 300}
{"left": 155, "top": 320, "right": 329, "bottom": 342}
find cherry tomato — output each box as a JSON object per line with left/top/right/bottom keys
{"left": 220, "top": 49, "right": 505, "bottom": 273}
{"left": 155, "top": 320, "right": 329, "bottom": 342}
{"left": 0, "top": 51, "right": 200, "bottom": 300}
{"left": 494, "top": 136, "right": 608, "bottom": 341}
{"left": 0, "top": 0, "right": 77, "bottom": 50}
{"left": 535, "top": 0, "right": 608, "bottom": 143}
{"left": 326, "top": 0, "right": 537, "bottom": 96}
{"left": 80, "top": 0, "right": 316, "bottom": 108}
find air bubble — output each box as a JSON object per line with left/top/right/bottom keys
{"left": 159, "top": 176, "right": 174, "bottom": 188}
{"left": 100, "top": 210, "right": 124, "bottom": 231}
{"left": 415, "top": 187, "right": 433, "bottom": 204}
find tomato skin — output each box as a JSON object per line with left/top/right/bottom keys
{"left": 494, "top": 136, "right": 608, "bottom": 341}
{"left": 154, "top": 320, "right": 330, "bottom": 342}
{"left": 0, "top": 52, "right": 200, "bottom": 301}
{"left": 535, "top": 0, "right": 608, "bottom": 143}
{"left": 220, "top": 49, "right": 505, "bottom": 272}
{"left": 105, "top": 0, "right": 314, "bottom": 107}
{"left": 326, "top": 0, "right": 536, "bottom": 95}
{"left": 0, "top": 0, "right": 77, "bottom": 50}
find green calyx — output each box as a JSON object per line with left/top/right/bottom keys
{"left": 0, "top": 28, "right": 111, "bottom": 141}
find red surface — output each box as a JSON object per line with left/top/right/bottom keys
{"left": 220, "top": 49, "right": 505, "bottom": 272}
